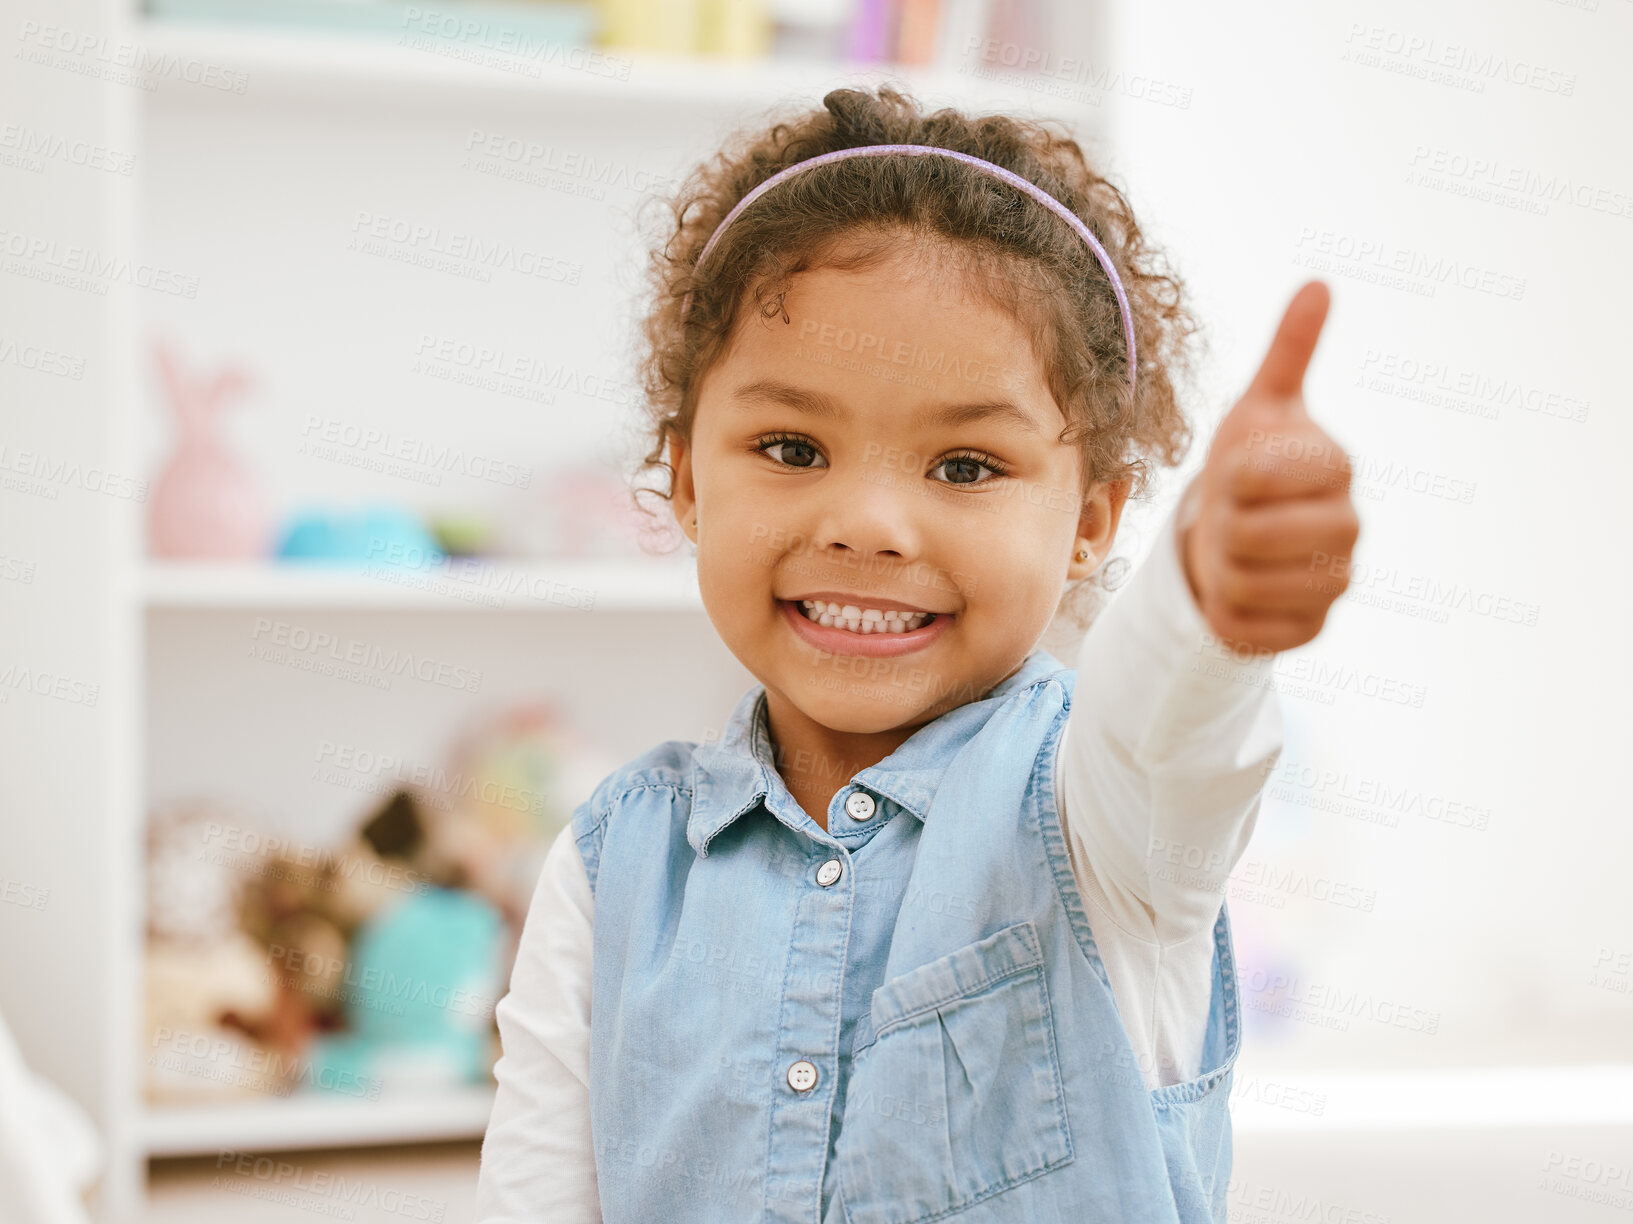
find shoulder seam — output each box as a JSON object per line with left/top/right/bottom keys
{"left": 576, "top": 778, "right": 693, "bottom": 840}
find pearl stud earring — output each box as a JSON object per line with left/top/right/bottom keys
{"left": 1075, "top": 547, "right": 1088, "bottom": 561}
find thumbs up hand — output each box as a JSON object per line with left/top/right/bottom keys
{"left": 1179, "top": 281, "right": 1361, "bottom": 654}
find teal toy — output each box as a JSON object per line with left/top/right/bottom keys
{"left": 305, "top": 886, "right": 504, "bottom": 1095}
{"left": 275, "top": 505, "right": 445, "bottom": 567}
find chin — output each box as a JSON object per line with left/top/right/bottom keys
{"left": 787, "top": 673, "right": 940, "bottom": 732}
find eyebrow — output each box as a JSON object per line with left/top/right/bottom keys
{"left": 729, "top": 378, "right": 1043, "bottom": 436}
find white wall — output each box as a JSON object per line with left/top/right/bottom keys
{"left": 1098, "top": 0, "right": 1631, "bottom": 1068}
{"left": 1091, "top": 0, "right": 1630, "bottom": 1217}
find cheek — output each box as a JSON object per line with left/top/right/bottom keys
{"left": 965, "top": 492, "right": 1074, "bottom": 560}
{"left": 960, "top": 504, "right": 1074, "bottom": 604}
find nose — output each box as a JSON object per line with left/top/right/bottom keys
{"left": 803, "top": 453, "right": 926, "bottom": 563}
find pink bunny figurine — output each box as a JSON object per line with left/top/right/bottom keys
{"left": 148, "top": 338, "right": 274, "bottom": 559}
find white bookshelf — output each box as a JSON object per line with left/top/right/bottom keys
{"left": 134, "top": 19, "right": 1080, "bottom": 109}
{"left": 143, "top": 556, "right": 703, "bottom": 609}
{"left": 139, "top": 1082, "right": 500, "bottom": 1157}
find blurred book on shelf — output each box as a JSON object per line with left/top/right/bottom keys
{"left": 146, "top": 0, "right": 601, "bottom": 42}
{"left": 142, "top": 0, "right": 1048, "bottom": 71}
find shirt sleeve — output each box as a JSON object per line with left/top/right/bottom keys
{"left": 1055, "top": 478, "right": 1284, "bottom": 1089}
{"left": 474, "top": 822, "right": 601, "bottom": 1223}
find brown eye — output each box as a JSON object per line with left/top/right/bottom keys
{"left": 757, "top": 435, "right": 827, "bottom": 470}
{"left": 931, "top": 451, "right": 1007, "bottom": 486}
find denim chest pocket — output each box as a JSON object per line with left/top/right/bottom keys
{"left": 837, "top": 920, "right": 1074, "bottom": 1224}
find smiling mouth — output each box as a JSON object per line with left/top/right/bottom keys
{"left": 794, "top": 600, "right": 938, "bottom": 634}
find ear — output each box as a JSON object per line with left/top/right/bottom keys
{"left": 1068, "top": 475, "right": 1131, "bottom": 579}
{"left": 668, "top": 430, "right": 697, "bottom": 543}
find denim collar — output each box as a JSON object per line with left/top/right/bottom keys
{"left": 687, "top": 648, "right": 1067, "bottom": 856}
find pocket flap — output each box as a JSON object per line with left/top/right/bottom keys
{"left": 866, "top": 920, "right": 1044, "bottom": 1042}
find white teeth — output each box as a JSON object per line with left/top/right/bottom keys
{"left": 798, "top": 600, "right": 933, "bottom": 633}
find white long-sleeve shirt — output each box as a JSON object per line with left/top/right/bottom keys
{"left": 474, "top": 486, "right": 1283, "bottom": 1221}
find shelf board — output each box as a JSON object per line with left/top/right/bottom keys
{"left": 142, "top": 1083, "right": 495, "bottom": 1157}
{"left": 130, "top": 18, "right": 1097, "bottom": 113}
{"left": 143, "top": 557, "right": 703, "bottom": 610}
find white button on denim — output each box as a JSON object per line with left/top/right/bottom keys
{"left": 845, "top": 791, "right": 876, "bottom": 821}
{"left": 786, "top": 1060, "right": 818, "bottom": 1092}
{"left": 815, "top": 859, "right": 842, "bottom": 887}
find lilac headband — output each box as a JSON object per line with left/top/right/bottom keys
{"left": 683, "top": 143, "right": 1137, "bottom": 396}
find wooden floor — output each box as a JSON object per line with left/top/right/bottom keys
{"left": 142, "top": 1139, "right": 482, "bottom": 1223}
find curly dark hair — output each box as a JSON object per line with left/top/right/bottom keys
{"left": 624, "top": 84, "right": 1201, "bottom": 628}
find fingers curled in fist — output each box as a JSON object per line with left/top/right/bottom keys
{"left": 1181, "top": 281, "right": 1362, "bottom": 654}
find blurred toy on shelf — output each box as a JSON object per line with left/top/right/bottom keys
{"left": 426, "top": 510, "right": 499, "bottom": 558}
{"left": 304, "top": 885, "right": 506, "bottom": 1095}
{"left": 492, "top": 463, "right": 686, "bottom": 560}
{"left": 143, "top": 798, "right": 282, "bottom": 1104}
{"left": 698, "top": 0, "right": 772, "bottom": 56}
{"left": 427, "top": 700, "right": 620, "bottom": 930}
{"left": 768, "top": 0, "right": 851, "bottom": 60}
{"left": 148, "top": 338, "right": 275, "bottom": 560}
{"left": 275, "top": 504, "right": 446, "bottom": 567}
{"left": 141, "top": 698, "right": 620, "bottom": 1097}
{"left": 146, "top": 0, "right": 599, "bottom": 44}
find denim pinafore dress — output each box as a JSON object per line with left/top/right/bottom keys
{"left": 572, "top": 647, "right": 1241, "bottom": 1223}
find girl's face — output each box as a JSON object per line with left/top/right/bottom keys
{"left": 671, "top": 253, "right": 1126, "bottom": 738}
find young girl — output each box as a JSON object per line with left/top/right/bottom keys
{"left": 475, "top": 86, "right": 1358, "bottom": 1223}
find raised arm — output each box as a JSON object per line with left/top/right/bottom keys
{"left": 1061, "top": 476, "right": 1284, "bottom": 941}
{"left": 1058, "top": 282, "right": 1359, "bottom": 1088}
{"left": 474, "top": 825, "right": 601, "bottom": 1223}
